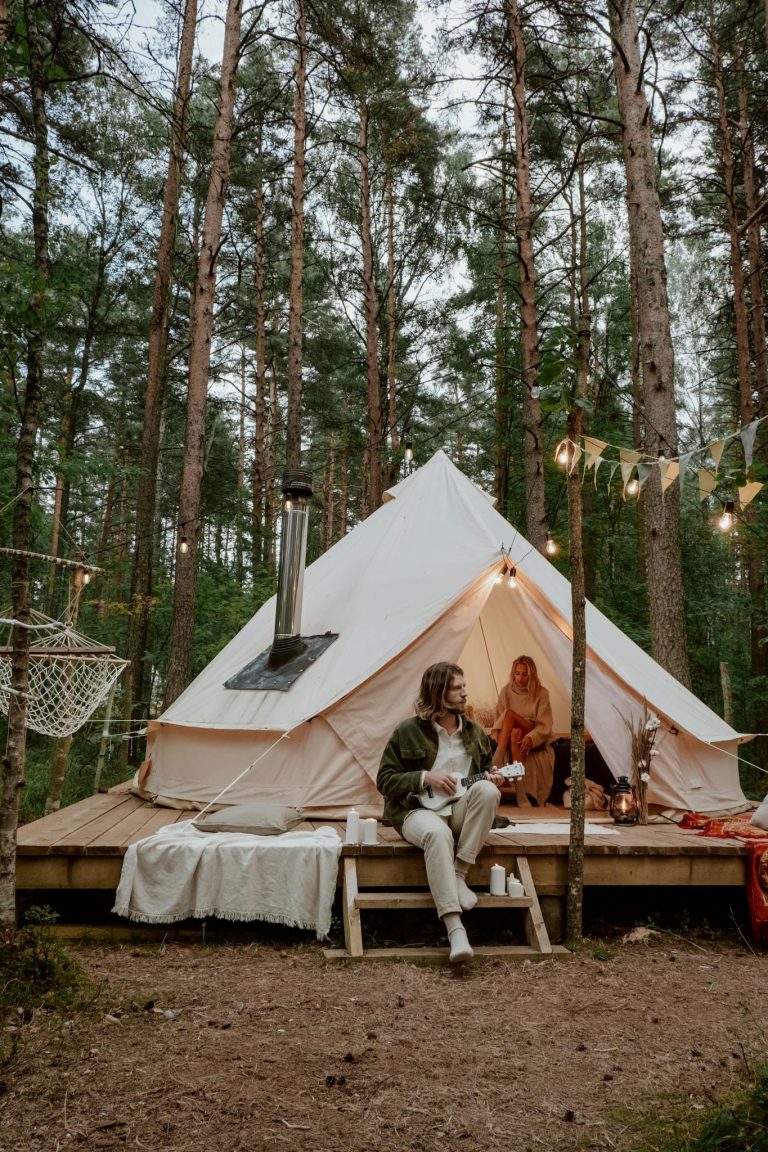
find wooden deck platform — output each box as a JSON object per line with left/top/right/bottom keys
{"left": 17, "top": 788, "right": 748, "bottom": 896}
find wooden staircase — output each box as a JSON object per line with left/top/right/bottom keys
{"left": 325, "top": 854, "right": 569, "bottom": 961}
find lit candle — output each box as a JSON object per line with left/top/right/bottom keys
{"left": 345, "top": 809, "right": 360, "bottom": 845}
{"left": 361, "top": 818, "right": 378, "bottom": 845}
{"left": 490, "top": 864, "right": 506, "bottom": 895}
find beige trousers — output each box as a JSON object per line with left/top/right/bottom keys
{"left": 401, "top": 780, "right": 500, "bottom": 918}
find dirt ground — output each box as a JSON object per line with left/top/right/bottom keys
{"left": 0, "top": 929, "right": 766, "bottom": 1152}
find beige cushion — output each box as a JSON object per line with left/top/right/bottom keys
{"left": 750, "top": 798, "right": 768, "bottom": 831}
{"left": 198, "top": 803, "right": 303, "bottom": 836}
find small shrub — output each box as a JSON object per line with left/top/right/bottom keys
{"left": 0, "top": 906, "right": 86, "bottom": 1015}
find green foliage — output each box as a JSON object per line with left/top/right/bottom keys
{"left": 0, "top": 907, "right": 86, "bottom": 1016}
{"left": 624, "top": 1065, "right": 768, "bottom": 1152}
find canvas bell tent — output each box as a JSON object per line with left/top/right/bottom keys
{"left": 135, "top": 451, "right": 748, "bottom": 817}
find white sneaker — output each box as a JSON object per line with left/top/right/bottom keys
{"left": 448, "top": 926, "right": 474, "bottom": 964}
{"left": 454, "top": 872, "right": 478, "bottom": 911}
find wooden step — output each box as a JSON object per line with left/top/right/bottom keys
{"left": 354, "top": 891, "right": 533, "bottom": 910}
{"left": 324, "top": 945, "right": 571, "bottom": 962}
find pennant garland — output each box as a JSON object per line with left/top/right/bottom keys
{"left": 698, "top": 469, "right": 718, "bottom": 501}
{"left": 739, "top": 482, "right": 763, "bottom": 509}
{"left": 619, "top": 447, "right": 641, "bottom": 497}
{"left": 551, "top": 416, "right": 768, "bottom": 520}
{"left": 659, "top": 460, "right": 679, "bottom": 493}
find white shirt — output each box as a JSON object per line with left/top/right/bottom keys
{"left": 421, "top": 715, "right": 472, "bottom": 787}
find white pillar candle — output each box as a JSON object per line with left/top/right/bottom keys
{"left": 507, "top": 875, "right": 524, "bottom": 898}
{"left": 361, "top": 818, "right": 378, "bottom": 845}
{"left": 345, "top": 809, "right": 361, "bottom": 845}
{"left": 489, "top": 864, "right": 506, "bottom": 895}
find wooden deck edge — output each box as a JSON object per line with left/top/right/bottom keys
{"left": 322, "top": 945, "right": 572, "bottom": 963}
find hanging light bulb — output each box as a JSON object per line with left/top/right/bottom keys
{"left": 404, "top": 439, "right": 413, "bottom": 463}
{"left": 545, "top": 533, "right": 558, "bottom": 556}
{"left": 718, "top": 501, "right": 734, "bottom": 531}
{"left": 626, "top": 477, "right": 639, "bottom": 497}
{"left": 179, "top": 535, "right": 189, "bottom": 555}
{"left": 494, "top": 570, "right": 504, "bottom": 585}
{"left": 507, "top": 566, "right": 518, "bottom": 589}
{"left": 82, "top": 570, "right": 91, "bottom": 586}
{"left": 556, "top": 442, "right": 570, "bottom": 467}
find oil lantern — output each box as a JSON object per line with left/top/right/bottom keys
{"left": 610, "top": 776, "right": 638, "bottom": 825}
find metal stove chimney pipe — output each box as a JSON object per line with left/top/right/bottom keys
{"left": 268, "top": 468, "right": 313, "bottom": 667}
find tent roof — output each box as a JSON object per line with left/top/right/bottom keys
{"left": 159, "top": 450, "right": 741, "bottom": 750}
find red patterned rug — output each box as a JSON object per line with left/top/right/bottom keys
{"left": 746, "top": 842, "right": 768, "bottom": 947}
{"left": 680, "top": 811, "right": 768, "bottom": 946}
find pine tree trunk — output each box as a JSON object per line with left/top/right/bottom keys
{"left": 325, "top": 435, "right": 335, "bottom": 550}
{"left": 608, "top": 0, "right": 690, "bottom": 688}
{"left": 235, "top": 344, "right": 246, "bottom": 582}
{"left": 360, "top": 99, "right": 383, "bottom": 513}
{"left": 46, "top": 349, "right": 75, "bottom": 611}
{"left": 339, "top": 405, "right": 349, "bottom": 539}
{"left": 98, "top": 471, "right": 117, "bottom": 560}
{"left": 505, "top": 0, "right": 545, "bottom": 550}
{"left": 126, "top": 0, "right": 196, "bottom": 725}
{"left": 45, "top": 571, "right": 86, "bottom": 815}
{"left": 252, "top": 147, "right": 267, "bottom": 569}
{"left": 713, "top": 40, "right": 753, "bottom": 426}
{"left": 495, "top": 97, "right": 510, "bottom": 517}
{"left": 165, "top": 0, "right": 243, "bottom": 708}
{"left": 738, "top": 70, "right": 768, "bottom": 763}
{"left": 264, "top": 359, "right": 278, "bottom": 570}
{"left": 0, "top": 0, "right": 51, "bottom": 929}
{"left": 285, "top": 0, "right": 307, "bottom": 470}
{"left": 386, "top": 167, "right": 398, "bottom": 459}
{"left": 738, "top": 71, "right": 768, "bottom": 406}
{"left": 566, "top": 158, "right": 590, "bottom": 946}
{"left": 629, "top": 243, "right": 648, "bottom": 587}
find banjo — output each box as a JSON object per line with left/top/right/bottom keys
{"left": 418, "top": 762, "right": 525, "bottom": 812}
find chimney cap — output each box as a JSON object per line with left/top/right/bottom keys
{"left": 281, "top": 468, "right": 313, "bottom": 499}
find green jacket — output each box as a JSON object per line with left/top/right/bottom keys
{"left": 377, "top": 715, "right": 494, "bottom": 834}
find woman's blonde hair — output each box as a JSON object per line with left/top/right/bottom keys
{"left": 510, "top": 655, "right": 541, "bottom": 695}
{"left": 415, "top": 662, "right": 464, "bottom": 722}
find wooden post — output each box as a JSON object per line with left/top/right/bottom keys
{"left": 93, "top": 680, "right": 117, "bottom": 794}
{"left": 45, "top": 567, "right": 85, "bottom": 814}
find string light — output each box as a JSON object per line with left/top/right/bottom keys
{"left": 404, "top": 440, "right": 413, "bottom": 463}
{"left": 545, "top": 533, "right": 558, "bottom": 556}
{"left": 555, "top": 441, "right": 570, "bottom": 467}
{"left": 718, "top": 501, "right": 734, "bottom": 531}
{"left": 495, "top": 560, "right": 519, "bottom": 588}
{"left": 82, "top": 571, "right": 91, "bottom": 585}
{"left": 626, "top": 477, "right": 639, "bottom": 497}
{"left": 179, "top": 536, "right": 189, "bottom": 555}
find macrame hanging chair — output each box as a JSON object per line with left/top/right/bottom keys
{"left": 0, "top": 609, "right": 129, "bottom": 738}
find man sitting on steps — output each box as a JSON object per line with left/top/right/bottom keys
{"left": 377, "top": 662, "right": 506, "bottom": 964}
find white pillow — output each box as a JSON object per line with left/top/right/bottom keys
{"left": 197, "top": 803, "right": 303, "bottom": 836}
{"left": 750, "top": 797, "right": 768, "bottom": 831}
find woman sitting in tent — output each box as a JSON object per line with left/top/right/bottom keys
{"left": 491, "top": 655, "right": 555, "bottom": 807}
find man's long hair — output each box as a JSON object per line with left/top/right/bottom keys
{"left": 415, "top": 662, "right": 463, "bottom": 722}
{"left": 510, "top": 654, "right": 541, "bottom": 696}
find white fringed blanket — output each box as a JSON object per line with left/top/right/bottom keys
{"left": 113, "top": 821, "right": 342, "bottom": 938}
